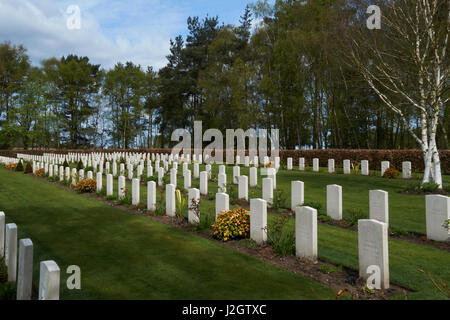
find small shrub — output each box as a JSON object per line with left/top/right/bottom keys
{"left": 303, "top": 202, "right": 322, "bottom": 211}
{"left": 76, "top": 160, "right": 84, "bottom": 171}
{"left": 84, "top": 166, "right": 94, "bottom": 173}
{"left": 96, "top": 188, "right": 106, "bottom": 197}
{"left": 383, "top": 167, "right": 400, "bottom": 179}
{"left": 318, "top": 264, "right": 343, "bottom": 274}
{"left": 212, "top": 208, "right": 250, "bottom": 241}
{"left": 0, "top": 256, "right": 7, "bottom": 283}
{"left": 266, "top": 216, "right": 295, "bottom": 256}
{"left": 175, "top": 189, "right": 188, "bottom": 219}
{"left": 346, "top": 208, "right": 367, "bottom": 226}
{"left": 24, "top": 162, "right": 32, "bottom": 174}
{"left": 351, "top": 162, "right": 361, "bottom": 175}
{"left": 63, "top": 160, "right": 70, "bottom": 167}
{"left": 271, "top": 190, "right": 288, "bottom": 210}
{"left": 5, "top": 163, "right": 17, "bottom": 171}
{"left": 302, "top": 202, "right": 325, "bottom": 215}
{"left": 75, "top": 179, "right": 96, "bottom": 193}
{"left": 227, "top": 185, "right": 238, "bottom": 201}
{"left": 15, "top": 160, "right": 24, "bottom": 172}
{"left": 35, "top": 168, "right": 45, "bottom": 177}
{"left": 196, "top": 212, "right": 215, "bottom": 232}
{"left": 106, "top": 195, "right": 117, "bottom": 201}
{"left": 146, "top": 176, "right": 158, "bottom": 183}
{"left": 118, "top": 189, "right": 132, "bottom": 205}
{"left": 154, "top": 201, "right": 166, "bottom": 216}
{"left": 48, "top": 176, "right": 59, "bottom": 182}
{"left": 0, "top": 283, "right": 16, "bottom": 300}
{"left": 391, "top": 228, "right": 409, "bottom": 237}
{"left": 403, "top": 182, "right": 422, "bottom": 192}
{"left": 421, "top": 182, "right": 440, "bottom": 193}
{"left": 318, "top": 214, "right": 333, "bottom": 223}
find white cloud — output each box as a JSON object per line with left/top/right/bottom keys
{"left": 0, "top": 0, "right": 186, "bottom": 70}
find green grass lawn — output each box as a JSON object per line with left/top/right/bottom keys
{"left": 3, "top": 162, "right": 449, "bottom": 300}
{"left": 0, "top": 168, "right": 336, "bottom": 300}
{"left": 101, "top": 163, "right": 450, "bottom": 300}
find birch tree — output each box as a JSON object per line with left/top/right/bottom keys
{"left": 347, "top": 0, "right": 449, "bottom": 188}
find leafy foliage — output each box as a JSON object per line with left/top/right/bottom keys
{"left": 15, "top": 160, "right": 24, "bottom": 172}
{"left": 383, "top": 168, "right": 400, "bottom": 179}
{"left": 75, "top": 179, "right": 96, "bottom": 193}
{"left": 24, "top": 162, "right": 32, "bottom": 174}
{"left": 212, "top": 208, "right": 250, "bottom": 242}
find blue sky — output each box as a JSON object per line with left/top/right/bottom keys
{"left": 0, "top": 0, "right": 267, "bottom": 70}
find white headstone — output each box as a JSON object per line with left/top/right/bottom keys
{"left": 299, "top": 158, "right": 305, "bottom": 171}
{"left": 170, "top": 168, "right": 177, "bottom": 187}
{"left": 327, "top": 185, "right": 342, "bottom": 220}
{"left": 132, "top": 179, "right": 140, "bottom": 205}
{"left": 267, "top": 168, "right": 277, "bottom": 189}
{"left": 313, "top": 158, "right": 319, "bottom": 172}
{"left": 5, "top": 223, "right": 17, "bottom": 282}
{"left": 402, "top": 162, "right": 411, "bottom": 179}
{"left": 96, "top": 172, "right": 102, "bottom": 192}
{"left": 262, "top": 178, "right": 273, "bottom": 206}
{"left": 370, "top": 190, "right": 389, "bottom": 225}
{"left": 147, "top": 181, "right": 156, "bottom": 212}
{"left": 200, "top": 171, "right": 208, "bottom": 195}
{"left": 184, "top": 170, "right": 191, "bottom": 190}
{"left": 188, "top": 188, "right": 200, "bottom": 225}
{"left": 362, "top": 160, "right": 369, "bottom": 176}
{"left": 295, "top": 206, "right": 318, "bottom": 261}
{"left": 87, "top": 171, "right": 93, "bottom": 180}
{"left": 118, "top": 176, "right": 126, "bottom": 200}
{"left": 233, "top": 166, "right": 240, "bottom": 184}
{"left": 0, "top": 211, "right": 4, "bottom": 257}
{"left": 250, "top": 167, "right": 257, "bottom": 187}
{"left": 166, "top": 184, "right": 176, "bottom": 217}
{"left": 291, "top": 181, "right": 304, "bottom": 211}
{"left": 17, "top": 239, "right": 33, "bottom": 300}
{"left": 158, "top": 167, "right": 164, "bottom": 187}
{"left": 328, "top": 159, "right": 335, "bottom": 174}
{"left": 206, "top": 164, "right": 212, "bottom": 179}
{"left": 358, "top": 219, "right": 389, "bottom": 289}
{"left": 215, "top": 193, "right": 229, "bottom": 218}
{"left": 147, "top": 165, "right": 153, "bottom": 177}
{"left": 218, "top": 173, "right": 227, "bottom": 193}
{"left": 39, "top": 261, "right": 60, "bottom": 300}
{"left": 238, "top": 176, "right": 248, "bottom": 201}
{"left": 65, "top": 167, "right": 70, "bottom": 181}
{"left": 193, "top": 163, "right": 199, "bottom": 179}
{"left": 70, "top": 168, "right": 76, "bottom": 186}
{"left": 250, "top": 199, "right": 267, "bottom": 244}
{"left": 426, "top": 195, "right": 450, "bottom": 242}
{"left": 106, "top": 174, "right": 113, "bottom": 196}
{"left": 287, "top": 158, "right": 293, "bottom": 171}
{"left": 381, "top": 161, "right": 390, "bottom": 176}
{"left": 343, "top": 160, "right": 351, "bottom": 174}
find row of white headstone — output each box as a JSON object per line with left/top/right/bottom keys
{"left": 36, "top": 154, "right": 447, "bottom": 244}
{"left": 287, "top": 158, "right": 412, "bottom": 178}
{"left": 17, "top": 154, "right": 450, "bottom": 243}
{"left": 0, "top": 212, "right": 60, "bottom": 300}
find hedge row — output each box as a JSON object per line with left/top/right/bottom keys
{"left": 3, "top": 148, "right": 449, "bottom": 174}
